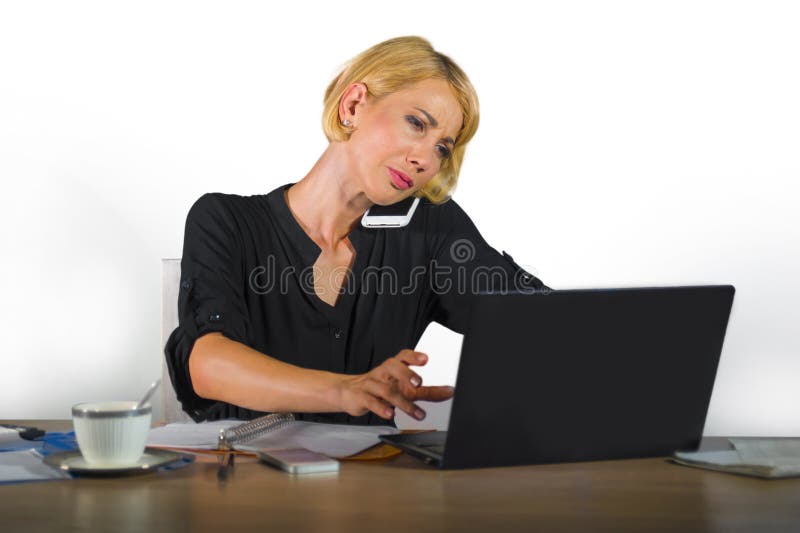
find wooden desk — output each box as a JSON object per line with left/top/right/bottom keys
{"left": 1, "top": 421, "right": 798, "bottom": 532}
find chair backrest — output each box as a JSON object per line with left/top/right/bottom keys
{"left": 160, "top": 258, "right": 193, "bottom": 424}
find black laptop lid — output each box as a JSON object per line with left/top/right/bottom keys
{"left": 441, "top": 286, "right": 734, "bottom": 469}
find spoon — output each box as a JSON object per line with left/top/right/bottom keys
{"left": 136, "top": 379, "right": 161, "bottom": 409}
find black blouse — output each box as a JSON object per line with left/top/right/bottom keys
{"left": 164, "top": 184, "right": 547, "bottom": 424}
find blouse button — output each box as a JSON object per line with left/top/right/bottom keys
{"left": 333, "top": 329, "right": 344, "bottom": 339}
{"left": 209, "top": 313, "right": 223, "bottom": 322}
{"left": 181, "top": 280, "right": 192, "bottom": 290}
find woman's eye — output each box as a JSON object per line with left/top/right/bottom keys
{"left": 407, "top": 115, "right": 451, "bottom": 159}
{"left": 406, "top": 115, "right": 424, "bottom": 131}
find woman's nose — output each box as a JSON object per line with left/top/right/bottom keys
{"left": 407, "top": 144, "right": 433, "bottom": 175}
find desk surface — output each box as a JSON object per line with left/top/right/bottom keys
{"left": 1, "top": 421, "right": 798, "bottom": 533}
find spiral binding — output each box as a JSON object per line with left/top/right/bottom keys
{"left": 218, "top": 412, "right": 296, "bottom": 450}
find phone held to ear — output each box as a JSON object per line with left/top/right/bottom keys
{"left": 361, "top": 197, "right": 420, "bottom": 228}
{"left": 256, "top": 448, "right": 340, "bottom": 475}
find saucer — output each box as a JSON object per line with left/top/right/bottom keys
{"left": 43, "top": 447, "right": 186, "bottom": 476}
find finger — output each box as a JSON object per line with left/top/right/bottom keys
{"left": 394, "top": 349, "right": 428, "bottom": 367}
{"left": 378, "top": 358, "right": 423, "bottom": 392}
{"left": 366, "top": 379, "right": 417, "bottom": 414}
{"left": 365, "top": 379, "right": 426, "bottom": 421}
{"left": 412, "top": 385, "right": 455, "bottom": 403}
{"left": 361, "top": 392, "right": 395, "bottom": 420}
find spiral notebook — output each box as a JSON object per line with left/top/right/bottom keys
{"left": 147, "top": 414, "right": 399, "bottom": 458}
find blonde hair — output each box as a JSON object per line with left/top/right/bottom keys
{"left": 322, "top": 36, "right": 479, "bottom": 204}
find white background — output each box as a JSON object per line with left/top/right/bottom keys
{"left": 1, "top": 1, "right": 797, "bottom": 435}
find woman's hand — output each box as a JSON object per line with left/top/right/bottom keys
{"left": 336, "top": 349, "right": 454, "bottom": 421}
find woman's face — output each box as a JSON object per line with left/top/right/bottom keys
{"left": 343, "top": 78, "right": 463, "bottom": 205}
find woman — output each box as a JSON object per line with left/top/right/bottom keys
{"left": 165, "top": 36, "right": 547, "bottom": 425}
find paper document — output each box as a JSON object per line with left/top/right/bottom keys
{"left": 147, "top": 420, "right": 240, "bottom": 449}
{"left": 147, "top": 420, "right": 399, "bottom": 458}
{"left": 1, "top": 427, "right": 29, "bottom": 448}
{"left": 0, "top": 449, "right": 71, "bottom": 484}
{"left": 729, "top": 438, "right": 800, "bottom": 464}
{"left": 233, "top": 422, "right": 398, "bottom": 458}
{"left": 673, "top": 438, "right": 800, "bottom": 479}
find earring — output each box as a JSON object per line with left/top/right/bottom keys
{"left": 342, "top": 119, "right": 352, "bottom": 127}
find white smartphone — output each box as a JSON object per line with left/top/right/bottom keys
{"left": 361, "top": 196, "right": 420, "bottom": 228}
{"left": 256, "top": 448, "right": 340, "bottom": 475}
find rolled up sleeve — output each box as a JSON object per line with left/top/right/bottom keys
{"left": 164, "top": 193, "right": 250, "bottom": 421}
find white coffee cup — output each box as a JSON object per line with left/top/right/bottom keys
{"left": 72, "top": 401, "right": 152, "bottom": 467}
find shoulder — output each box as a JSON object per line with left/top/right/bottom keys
{"left": 189, "top": 192, "right": 265, "bottom": 215}
{"left": 413, "top": 196, "right": 477, "bottom": 233}
{"left": 404, "top": 196, "right": 483, "bottom": 259}
{"left": 187, "top": 192, "right": 270, "bottom": 227}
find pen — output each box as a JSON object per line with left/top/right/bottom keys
{"left": 0, "top": 424, "right": 45, "bottom": 440}
{"left": 217, "top": 451, "right": 235, "bottom": 482}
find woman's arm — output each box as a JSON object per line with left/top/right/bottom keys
{"left": 424, "top": 200, "right": 549, "bottom": 334}
{"left": 189, "top": 332, "right": 453, "bottom": 421}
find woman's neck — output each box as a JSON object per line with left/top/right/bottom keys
{"left": 285, "top": 143, "right": 373, "bottom": 250}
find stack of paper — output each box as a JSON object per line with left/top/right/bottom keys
{"left": 0, "top": 427, "right": 31, "bottom": 451}
{"left": 147, "top": 420, "right": 398, "bottom": 458}
{"left": 147, "top": 420, "right": 239, "bottom": 450}
{"left": 673, "top": 438, "right": 800, "bottom": 479}
{"left": 0, "top": 449, "right": 71, "bottom": 484}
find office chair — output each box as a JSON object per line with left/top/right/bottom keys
{"left": 160, "top": 259, "right": 193, "bottom": 424}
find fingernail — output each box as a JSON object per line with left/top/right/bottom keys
{"left": 414, "top": 409, "right": 426, "bottom": 420}
{"left": 385, "top": 409, "right": 394, "bottom": 418}
{"left": 418, "top": 354, "right": 427, "bottom": 363}
{"left": 410, "top": 376, "right": 421, "bottom": 387}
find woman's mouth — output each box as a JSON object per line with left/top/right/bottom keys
{"left": 388, "top": 167, "right": 414, "bottom": 190}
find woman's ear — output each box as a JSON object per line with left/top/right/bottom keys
{"left": 338, "top": 82, "right": 369, "bottom": 126}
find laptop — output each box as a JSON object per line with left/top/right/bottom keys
{"left": 380, "top": 285, "right": 735, "bottom": 469}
